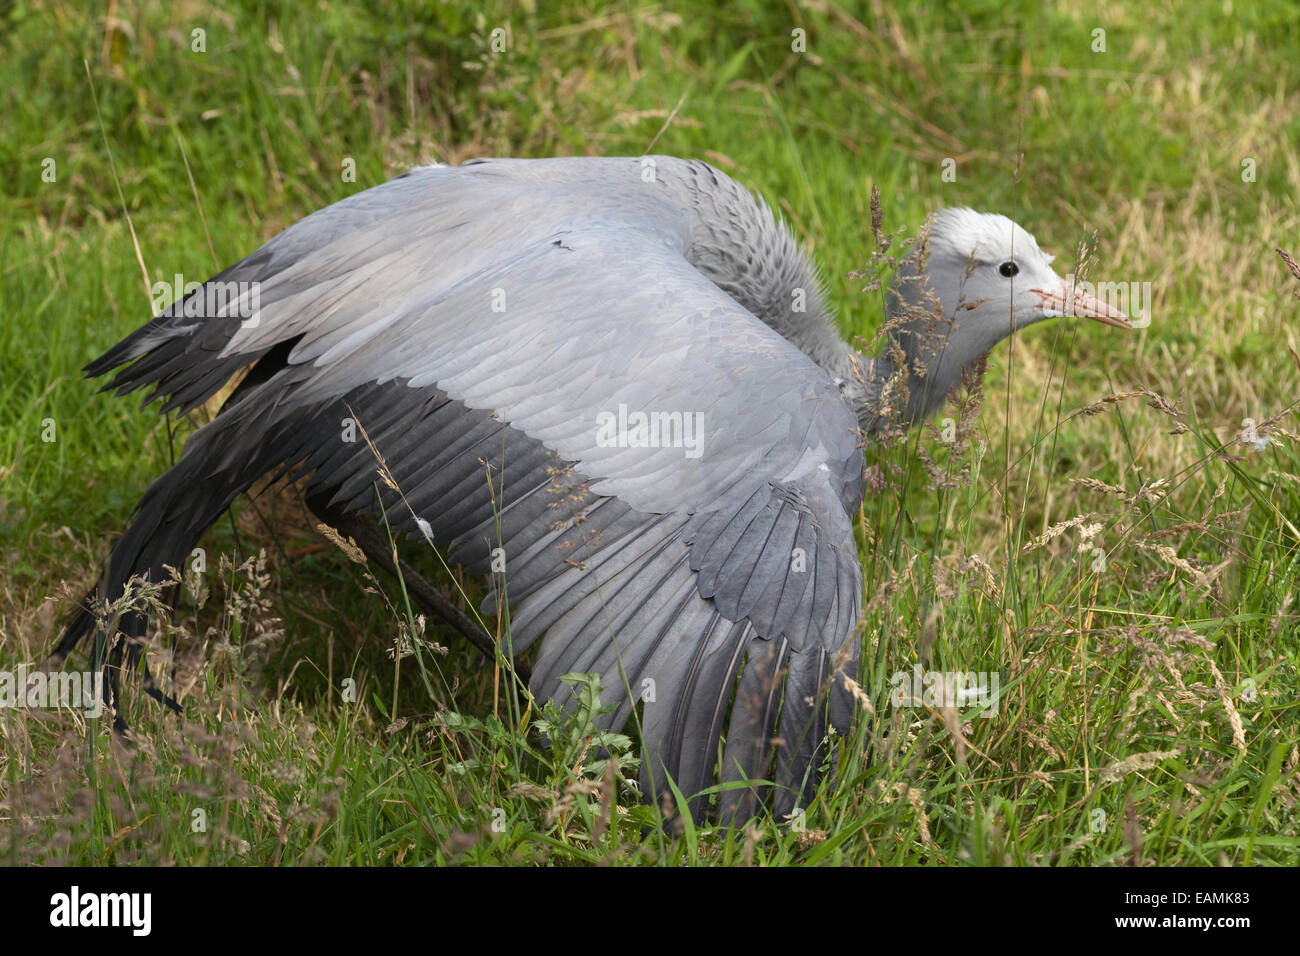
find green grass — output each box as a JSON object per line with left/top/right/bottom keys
{"left": 1, "top": 0, "right": 1298, "bottom": 864}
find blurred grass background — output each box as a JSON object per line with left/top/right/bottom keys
{"left": 1, "top": 0, "right": 1297, "bottom": 864}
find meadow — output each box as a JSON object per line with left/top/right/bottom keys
{"left": 1, "top": 0, "right": 1297, "bottom": 865}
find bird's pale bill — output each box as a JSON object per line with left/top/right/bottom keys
{"left": 1032, "top": 280, "right": 1132, "bottom": 328}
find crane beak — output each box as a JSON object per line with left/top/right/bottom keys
{"left": 1032, "top": 281, "right": 1131, "bottom": 329}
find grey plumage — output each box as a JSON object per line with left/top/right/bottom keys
{"left": 56, "top": 155, "right": 1127, "bottom": 820}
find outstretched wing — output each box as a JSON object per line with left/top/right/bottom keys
{"left": 65, "top": 157, "right": 866, "bottom": 818}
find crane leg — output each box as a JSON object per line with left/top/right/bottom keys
{"left": 303, "top": 493, "right": 531, "bottom": 685}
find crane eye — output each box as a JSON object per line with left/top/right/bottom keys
{"left": 998, "top": 261, "right": 1019, "bottom": 278}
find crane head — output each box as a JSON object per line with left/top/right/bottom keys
{"left": 882, "top": 207, "right": 1130, "bottom": 425}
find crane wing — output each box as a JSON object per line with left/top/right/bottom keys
{"left": 64, "top": 159, "right": 866, "bottom": 818}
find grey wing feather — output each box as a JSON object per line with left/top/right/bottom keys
{"left": 65, "top": 156, "right": 866, "bottom": 817}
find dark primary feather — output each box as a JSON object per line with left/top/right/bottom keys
{"left": 59, "top": 156, "right": 868, "bottom": 820}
